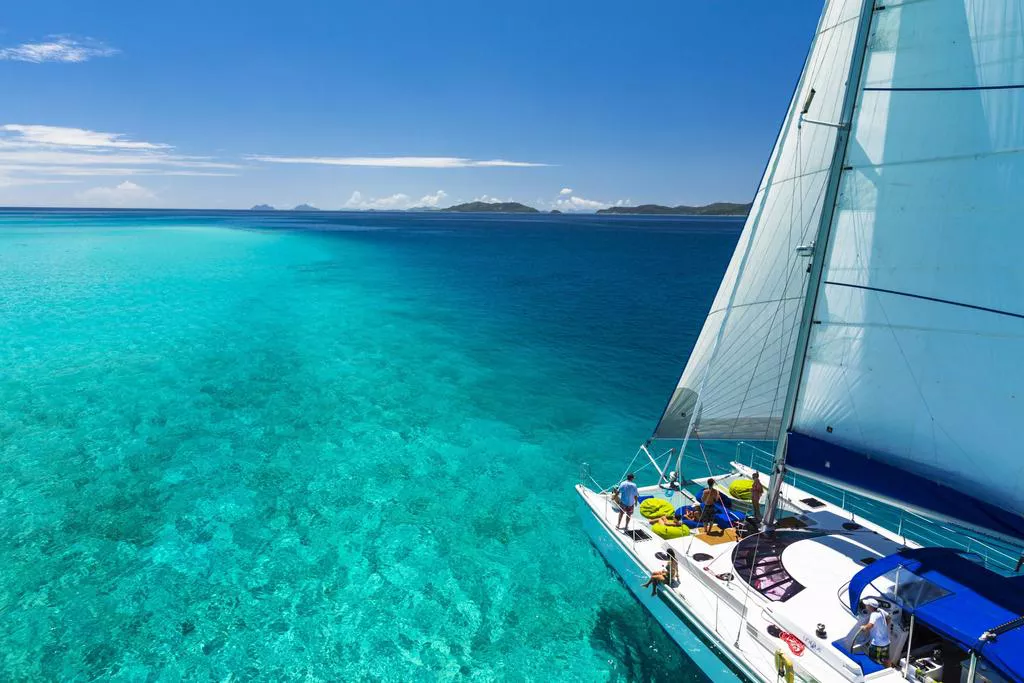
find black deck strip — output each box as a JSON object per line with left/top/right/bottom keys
{"left": 757, "top": 576, "right": 793, "bottom": 591}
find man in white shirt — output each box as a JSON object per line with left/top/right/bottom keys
{"left": 858, "top": 598, "right": 891, "bottom": 665}
{"left": 616, "top": 473, "right": 639, "bottom": 531}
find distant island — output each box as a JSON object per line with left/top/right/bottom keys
{"left": 245, "top": 200, "right": 750, "bottom": 215}
{"left": 442, "top": 201, "right": 539, "bottom": 213}
{"left": 597, "top": 202, "right": 752, "bottom": 216}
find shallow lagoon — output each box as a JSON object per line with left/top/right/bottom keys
{"left": 0, "top": 211, "right": 740, "bottom": 680}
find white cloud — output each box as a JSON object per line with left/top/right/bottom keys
{"left": 554, "top": 195, "right": 609, "bottom": 211}
{"left": 471, "top": 194, "right": 513, "bottom": 204}
{"left": 547, "top": 188, "right": 632, "bottom": 212}
{"left": 0, "top": 124, "right": 239, "bottom": 187}
{"left": 1, "top": 124, "right": 167, "bottom": 149}
{"left": 344, "top": 191, "right": 410, "bottom": 210}
{"left": 343, "top": 189, "right": 449, "bottom": 210}
{"left": 0, "top": 36, "right": 118, "bottom": 63}
{"left": 76, "top": 181, "right": 157, "bottom": 207}
{"left": 417, "top": 190, "right": 448, "bottom": 207}
{"left": 248, "top": 155, "right": 549, "bottom": 168}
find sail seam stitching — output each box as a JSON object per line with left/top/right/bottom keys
{"left": 823, "top": 281, "right": 1024, "bottom": 320}
{"left": 864, "top": 84, "right": 1024, "bottom": 92}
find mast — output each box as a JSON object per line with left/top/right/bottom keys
{"left": 762, "top": 0, "right": 878, "bottom": 527}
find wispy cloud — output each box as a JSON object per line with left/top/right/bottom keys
{"left": 0, "top": 124, "right": 240, "bottom": 185}
{"left": 559, "top": 187, "right": 573, "bottom": 195}
{"left": 0, "top": 175, "right": 75, "bottom": 188}
{"left": 248, "top": 155, "right": 549, "bottom": 168}
{"left": 1, "top": 124, "right": 167, "bottom": 150}
{"left": 0, "top": 36, "right": 118, "bottom": 63}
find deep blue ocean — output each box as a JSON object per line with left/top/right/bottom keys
{"left": 0, "top": 209, "right": 743, "bottom": 681}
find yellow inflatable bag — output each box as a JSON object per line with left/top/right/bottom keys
{"left": 652, "top": 523, "right": 690, "bottom": 539}
{"left": 728, "top": 479, "right": 754, "bottom": 501}
{"left": 639, "top": 498, "right": 675, "bottom": 519}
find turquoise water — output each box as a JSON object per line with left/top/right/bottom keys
{"left": 0, "top": 210, "right": 741, "bottom": 681}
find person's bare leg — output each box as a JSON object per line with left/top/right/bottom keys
{"left": 616, "top": 509, "right": 624, "bottom": 528}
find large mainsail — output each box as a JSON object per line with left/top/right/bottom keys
{"left": 783, "top": 0, "right": 1024, "bottom": 540}
{"left": 655, "top": 0, "right": 869, "bottom": 441}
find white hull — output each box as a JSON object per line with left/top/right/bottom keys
{"left": 577, "top": 468, "right": 916, "bottom": 683}
{"left": 577, "top": 493, "right": 747, "bottom": 682}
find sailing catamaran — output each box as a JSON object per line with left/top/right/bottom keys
{"left": 577, "top": 0, "right": 1024, "bottom": 681}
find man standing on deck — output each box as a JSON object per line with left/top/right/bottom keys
{"left": 751, "top": 472, "right": 764, "bottom": 526}
{"left": 616, "top": 473, "right": 639, "bottom": 531}
{"left": 700, "top": 479, "right": 720, "bottom": 534}
{"left": 859, "top": 599, "right": 891, "bottom": 665}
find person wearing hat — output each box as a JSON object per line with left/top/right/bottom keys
{"left": 858, "top": 598, "right": 891, "bottom": 665}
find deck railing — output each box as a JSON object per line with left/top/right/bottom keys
{"left": 733, "top": 442, "right": 1023, "bottom": 576}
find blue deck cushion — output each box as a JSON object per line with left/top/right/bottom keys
{"left": 832, "top": 638, "right": 886, "bottom": 676}
{"left": 848, "top": 548, "right": 1024, "bottom": 683}
{"left": 682, "top": 502, "right": 747, "bottom": 530}
{"left": 715, "top": 506, "right": 746, "bottom": 530}
{"left": 674, "top": 506, "right": 703, "bottom": 528}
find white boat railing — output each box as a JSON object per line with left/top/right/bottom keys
{"left": 732, "top": 442, "right": 1023, "bottom": 576}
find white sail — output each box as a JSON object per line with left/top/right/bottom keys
{"left": 655, "top": 0, "right": 868, "bottom": 440}
{"left": 791, "top": 0, "right": 1024, "bottom": 522}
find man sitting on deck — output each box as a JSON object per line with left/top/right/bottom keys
{"left": 858, "top": 598, "right": 891, "bottom": 666}
{"left": 641, "top": 548, "right": 678, "bottom": 596}
{"left": 615, "top": 473, "right": 639, "bottom": 531}
{"left": 700, "top": 479, "right": 720, "bottom": 534}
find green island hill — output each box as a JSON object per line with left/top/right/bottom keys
{"left": 442, "top": 202, "right": 539, "bottom": 213}
{"left": 596, "top": 202, "right": 751, "bottom": 216}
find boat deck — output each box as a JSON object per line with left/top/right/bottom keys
{"left": 578, "top": 471, "right": 912, "bottom": 682}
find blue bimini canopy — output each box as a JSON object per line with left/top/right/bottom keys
{"left": 848, "top": 548, "right": 1024, "bottom": 683}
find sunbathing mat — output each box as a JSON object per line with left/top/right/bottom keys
{"left": 698, "top": 527, "right": 738, "bottom": 546}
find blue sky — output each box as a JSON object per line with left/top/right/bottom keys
{"left": 0, "top": 1, "right": 822, "bottom": 210}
